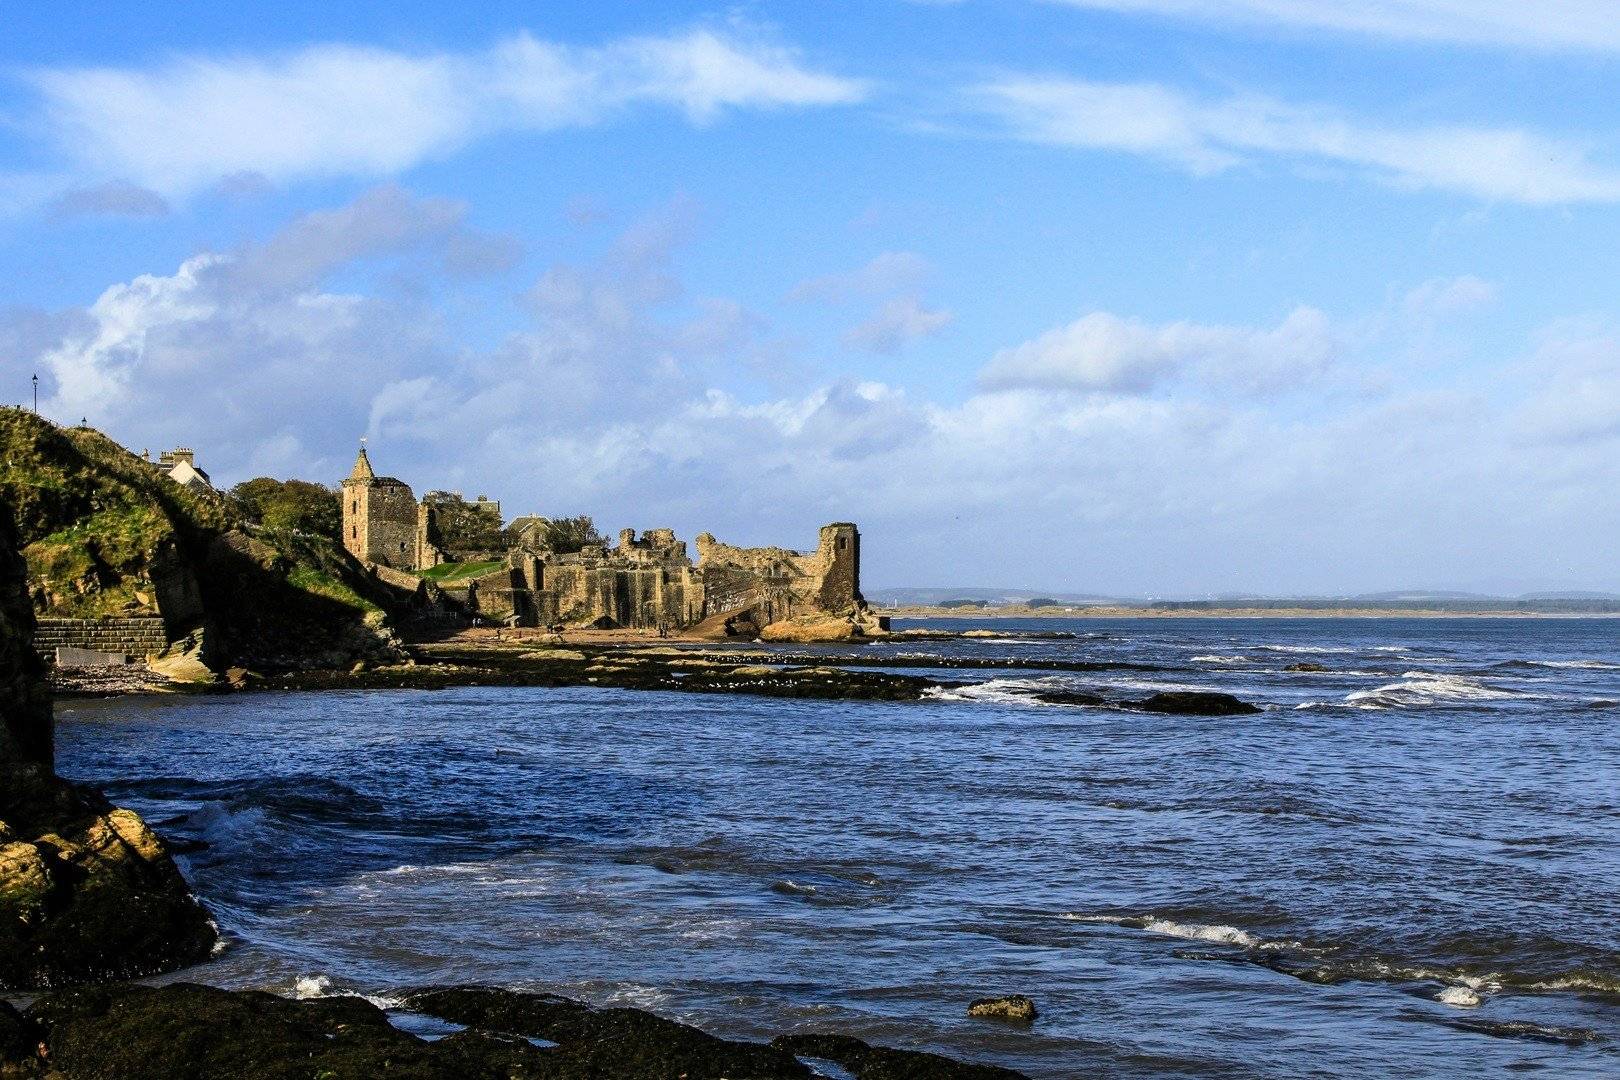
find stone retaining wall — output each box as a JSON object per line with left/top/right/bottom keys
{"left": 32, "top": 617, "right": 169, "bottom": 663}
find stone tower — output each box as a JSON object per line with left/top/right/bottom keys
{"left": 340, "top": 446, "right": 420, "bottom": 568}
{"left": 814, "top": 523, "right": 862, "bottom": 612}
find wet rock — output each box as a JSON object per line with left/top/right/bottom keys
{"left": 404, "top": 986, "right": 811, "bottom": 1079}
{"left": 1128, "top": 692, "right": 1260, "bottom": 716}
{"left": 0, "top": 773, "right": 218, "bottom": 989}
{"left": 774, "top": 1033, "right": 1031, "bottom": 1079}
{"left": 0, "top": 1000, "right": 42, "bottom": 1078}
{"left": 25, "top": 982, "right": 550, "bottom": 1080}
{"left": 1286, "top": 663, "right": 1329, "bottom": 673}
{"left": 967, "top": 994, "right": 1038, "bottom": 1022}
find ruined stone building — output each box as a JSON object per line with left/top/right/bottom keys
{"left": 340, "top": 447, "right": 869, "bottom": 632}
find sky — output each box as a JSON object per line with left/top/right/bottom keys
{"left": 3, "top": 1, "right": 1620, "bottom": 597}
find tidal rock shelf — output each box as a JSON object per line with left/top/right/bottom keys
{"left": 260, "top": 643, "right": 1264, "bottom": 714}
{"left": 0, "top": 982, "right": 1031, "bottom": 1080}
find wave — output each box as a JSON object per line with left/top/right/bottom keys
{"left": 922, "top": 677, "right": 1070, "bottom": 706}
{"left": 1191, "top": 655, "right": 1252, "bottom": 665}
{"left": 291, "top": 973, "right": 402, "bottom": 1010}
{"left": 1058, "top": 912, "right": 1620, "bottom": 1006}
{"left": 1060, "top": 914, "right": 1268, "bottom": 948}
{"left": 1344, "top": 672, "right": 1524, "bottom": 709}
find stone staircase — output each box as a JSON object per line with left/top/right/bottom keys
{"left": 33, "top": 617, "right": 170, "bottom": 663}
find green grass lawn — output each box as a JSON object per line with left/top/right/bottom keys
{"left": 417, "top": 560, "right": 504, "bottom": 584}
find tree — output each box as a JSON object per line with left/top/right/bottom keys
{"left": 230, "top": 478, "right": 341, "bottom": 540}
{"left": 533, "top": 515, "right": 604, "bottom": 555}
{"left": 421, "top": 492, "right": 506, "bottom": 557}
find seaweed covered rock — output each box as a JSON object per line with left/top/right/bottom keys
{"left": 1129, "top": 691, "right": 1260, "bottom": 716}
{"left": 403, "top": 986, "right": 810, "bottom": 1079}
{"left": 774, "top": 1033, "right": 1031, "bottom": 1079}
{"left": 9, "top": 982, "right": 1034, "bottom": 1079}
{"left": 0, "top": 1000, "right": 41, "bottom": 1078}
{"left": 22, "top": 983, "right": 548, "bottom": 1080}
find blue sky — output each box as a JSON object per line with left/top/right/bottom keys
{"left": 4, "top": 1, "right": 1620, "bottom": 595}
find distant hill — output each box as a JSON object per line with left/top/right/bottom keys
{"left": 873, "top": 583, "right": 1620, "bottom": 614}
{"left": 867, "top": 586, "right": 1124, "bottom": 607}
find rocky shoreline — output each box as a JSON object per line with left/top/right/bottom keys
{"left": 52, "top": 633, "right": 1263, "bottom": 716}
{"left": 0, "top": 982, "right": 1032, "bottom": 1079}
{"left": 3, "top": 506, "right": 1047, "bottom": 1078}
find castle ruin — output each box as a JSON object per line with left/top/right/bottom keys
{"left": 340, "top": 447, "right": 873, "bottom": 633}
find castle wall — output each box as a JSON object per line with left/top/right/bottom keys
{"left": 337, "top": 451, "right": 862, "bottom": 634}
{"left": 693, "top": 524, "right": 865, "bottom": 623}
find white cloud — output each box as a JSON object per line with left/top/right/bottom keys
{"left": 1515, "top": 329, "right": 1620, "bottom": 443}
{"left": 842, "top": 296, "right": 954, "bottom": 353}
{"left": 980, "top": 77, "right": 1620, "bottom": 204}
{"left": 22, "top": 29, "right": 866, "bottom": 198}
{"left": 21, "top": 187, "right": 1620, "bottom": 593}
{"left": 1402, "top": 275, "right": 1499, "bottom": 319}
{"left": 788, "top": 252, "right": 932, "bottom": 303}
{"left": 1044, "top": 1, "right": 1620, "bottom": 53}
{"left": 979, "top": 306, "right": 1334, "bottom": 394}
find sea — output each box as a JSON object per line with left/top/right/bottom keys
{"left": 52, "top": 618, "right": 1620, "bottom": 1078}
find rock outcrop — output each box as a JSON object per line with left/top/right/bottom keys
{"left": 0, "top": 505, "right": 51, "bottom": 768}
{"left": 0, "top": 774, "right": 218, "bottom": 989}
{"left": 760, "top": 609, "right": 889, "bottom": 644}
{"left": 1130, "top": 691, "right": 1261, "bottom": 716}
{"left": 0, "top": 503, "right": 216, "bottom": 991}
{"left": 967, "top": 994, "right": 1039, "bottom": 1023}
{"left": 0, "top": 983, "right": 1034, "bottom": 1079}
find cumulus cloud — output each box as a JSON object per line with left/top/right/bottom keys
{"left": 1043, "top": 0, "right": 1620, "bottom": 53}
{"left": 19, "top": 187, "right": 1620, "bottom": 592}
{"left": 20, "top": 29, "right": 867, "bottom": 199}
{"left": 979, "top": 77, "right": 1620, "bottom": 204}
{"left": 842, "top": 296, "right": 954, "bottom": 353}
{"left": 979, "top": 306, "right": 1334, "bottom": 394}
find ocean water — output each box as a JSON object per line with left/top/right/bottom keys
{"left": 52, "top": 618, "right": 1620, "bottom": 1078}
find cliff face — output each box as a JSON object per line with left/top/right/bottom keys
{"left": 0, "top": 501, "right": 217, "bottom": 989}
{"left": 0, "top": 505, "right": 51, "bottom": 768}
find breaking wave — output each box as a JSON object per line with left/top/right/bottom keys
{"left": 923, "top": 677, "right": 1070, "bottom": 706}
{"left": 1344, "top": 672, "right": 1524, "bottom": 709}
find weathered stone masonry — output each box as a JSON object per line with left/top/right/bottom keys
{"left": 341, "top": 448, "right": 868, "bottom": 631}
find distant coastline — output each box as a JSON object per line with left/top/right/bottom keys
{"left": 884, "top": 604, "right": 1620, "bottom": 620}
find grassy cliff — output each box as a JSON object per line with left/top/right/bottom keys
{"left": 0, "top": 409, "right": 400, "bottom": 671}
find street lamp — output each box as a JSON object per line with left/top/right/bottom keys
{"left": 31, "top": 374, "right": 37, "bottom": 414}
